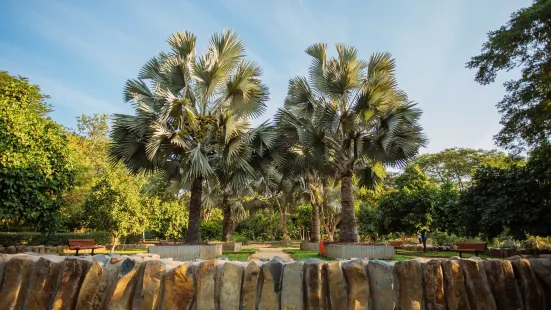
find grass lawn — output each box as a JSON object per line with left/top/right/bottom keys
{"left": 283, "top": 249, "right": 331, "bottom": 261}
{"left": 223, "top": 253, "right": 251, "bottom": 261}
{"left": 61, "top": 248, "right": 148, "bottom": 256}
{"left": 395, "top": 249, "right": 487, "bottom": 259}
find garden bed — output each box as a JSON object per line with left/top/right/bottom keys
{"left": 148, "top": 244, "right": 222, "bottom": 261}
{"left": 300, "top": 242, "right": 320, "bottom": 252}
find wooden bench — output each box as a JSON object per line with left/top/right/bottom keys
{"left": 389, "top": 241, "right": 404, "bottom": 251}
{"left": 455, "top": 242, "right": 487, "bottom": 258}
{"left": 68, "top": 239, "right": 104, "bottom": 256}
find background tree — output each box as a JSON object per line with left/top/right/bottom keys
{"left": 458, "top": 144, "right": 551, "bottom": 239}
{"left": 375, "top": 165, "right": 438, "bottom": 250}
{"left": 412, "top": 148, "right": 524, "bottom": 190}
{"left": 279, "top": 44, "right": 426, "bottom": 242}
{"left": 110, "top": 30, "right": 269, "bottom": 244}
{"left": 0, "top": 72, "right": 75, "bottom": 231}
{"left": 467, "top": 0, "right": 551, "bottom": 152}
{"left": 82, "top": 177, "right": 147, "bottom": 253}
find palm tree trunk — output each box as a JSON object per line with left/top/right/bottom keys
{"left": 221, "top": 193, "right": 233, "bottom": 242}
{"left": 186, "top": 176, "right": 203, "bottom": 245}
{"left": 339, "top": 173, "right": 358, "bottom": 242}
{"left": 311, "top": 203, "right": 321, "bottom": 242}
{"left": 275, "top": 197, "right": 289, "bottom": 241}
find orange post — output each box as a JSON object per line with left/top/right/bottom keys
{"left": 320, "top": 239, "right": 325, "bottom": 255}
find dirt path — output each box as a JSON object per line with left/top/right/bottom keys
{"left": 247, "top": 247, "right": 294, "bottom": 263}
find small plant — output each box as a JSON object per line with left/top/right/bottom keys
{"left": 430, "top": 230, "right": 460, "bottom": 247}
{"left": 522, "top": 234, "right": 551, "bottom": 250}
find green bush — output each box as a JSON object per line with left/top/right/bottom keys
{"left": 200, "top": 221, "right": 222, "bottom": 242}
{"left": 430, "top": 230, "right": 461, "bottom": 247}
{"left": 0, "top": 231, "right": 111, "bottom": 247}
{"left": 231, "top": 232, "right": 250, "bottom": 245}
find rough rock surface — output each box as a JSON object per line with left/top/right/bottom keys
{"left": 132, "top": 260, "right": 166, "bottom": 310}
{"left": 395, "top": 259, "right": 424, "bottom": 310}
{"left": 106, "top": 258, "right": 141, "bottom": 309}
{"left": 281, "top": 261, "right": 303, "bottom": 310}
{"left": 303, "top": 258, "right": 326, "bottom": 310}
{"left": 483, "top": 259, "right": 522, "bottom": 310}
{"left": 76, "top": 258, "right": 111, "bottom": 309}
{"left": 26, "top": 256, "right": 64, "bottom": 310}
{"left": 197, "top": 259, "right": 217, "bottom": 310}
{"left": 52, "top": 257, "right": 93, "bottom": 310}
{"left": 158, "top": 263, "right": 195, "bottom": 310}
{"left": 529, "top": 258, "right": 551, "bottom": 308}
{"left": 220, "top": 262, "right": 244, "bottom": 310}
{"left": 460, "top": 258, "right": 496, "bottom": 310}
{"left": 422, "top": 260, "right": 446, "bottom": 310}
{"left": 441, "top": 260, "right": 470, "bottom": 310}
{"left": 367, "top": 260, "right": 395, "bottom": 310}
{"left": 510, "top": 259, "right": 544, "bottom": 310}
{"left": 241, "top": 261, "right": 260, "bottom": 310}
{"left": 325, "top": 261, "right": 348, "bottom": 310}
{"left": 0, "top": 255, "right": 34, "bottom": 310}
{"left": 258, "top": 258, "right": 283, "bottom": 310}
{"left": 342, "top": 259, "right": 370, "bottom": 310}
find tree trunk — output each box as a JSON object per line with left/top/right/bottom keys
{"left": 275, "top": 198, "right": 289, "bottom": 241}
{"left": 110, "top": 233, "right": 118, "bottom": 254}
{"left": 221, "top": 193, "right": 233, "bottom": 242}
{"left": 339, "top": 173, "right": 358, "bottom": 242}
{"left": 310, "top": 202, "right": 321, "bottom": 242}
{"left": 186, "top": 176, "right": 203, "bottom": 245}
{"left": 142, "top": 231, "right": 145, "bottom": 243}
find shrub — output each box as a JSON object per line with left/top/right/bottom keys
{"left": 200, "top": 221, "right": 222, "bottom": 242}
{"left": 231, "top": 232, "right": 250, "bottom": 245}
{"left": 430, "top": 230, "right": 461, "bottom": 247}
{"left": 0, "top": 231, "right": 111, "bottom": 247}
{"left": 522, "top": 234, "right": 551, "bottom": 250}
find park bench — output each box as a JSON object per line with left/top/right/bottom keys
{"left": 455, "top": 242, "right": 487, "bottom": 257}
{"left": 389, "top": 241, "right": 404, "bottom": 251}
{"left": 68, "top": 239, "right": 104, "bottom": 256}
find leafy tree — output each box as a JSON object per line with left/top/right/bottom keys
{"left": 467, "top": 0, "right": 551, "bottom": 152}
{"left": 0, "top": 72, "right": 75, "bottom": 231}
{"left": 146, "top": 197, "right": 188, "bottom": 240}
{"left": 277, "top": 44, "right": 426, "bottom": 242}
{"left": 294, "top": 204, "right": 313, "bottom": 240}
{"left": 458, "top": 144, "right": 551, "bottom": 239}
{"left": 82, "top": 177, "right": 148, "bottom": 253}
{"left": 375, "top": 165, "right": 438, "bottom": 250}
{"left": 412, "top": 148, "right": 524, "bottom": 190}
{"left": 110, "top": 30, "right": 270, "bottom": 244}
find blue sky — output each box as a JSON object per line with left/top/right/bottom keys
{"left": 0, "top": 0, "right": 530, "bottom": 154}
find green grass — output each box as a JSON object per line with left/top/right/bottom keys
{"left": 283, "top": 249, "right": 331, "bottom": 261}
{"left": 239, "top": 248, "right": 259, "bottom": 253}
{"left": 223, "top": 253, "right": 251, "bottom": 261}
{"left": 395, "top": 250, "right": 487, "bottom": 259}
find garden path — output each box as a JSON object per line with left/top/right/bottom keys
{"left": 247, "top": 247, "right": 294, "bottom": 263}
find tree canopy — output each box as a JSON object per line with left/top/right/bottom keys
{"left": 0, "top": 72, "right": 75, "bottom": 231}
{"left": 467, "top": 0, "right": 551, "bottom": 152}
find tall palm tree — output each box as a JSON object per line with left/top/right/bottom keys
{"left": 109, "top": 30, "right": 269, "bottom": 244}
{"left": 279, "top": 44, "right": 426, "bottom": 242}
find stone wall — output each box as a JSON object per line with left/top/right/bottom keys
{"left": 0, "top": 253, "right": 550, "bottom": 310}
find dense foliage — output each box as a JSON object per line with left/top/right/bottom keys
{"left": 0, "top": 72, "right": 75, "bottom": 232}
{"left": 467, "top": 0, "right": 551, "bottom": 152}
{"left": 0, "top": 231, "right": 111, "bottom": 247}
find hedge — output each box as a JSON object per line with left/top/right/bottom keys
{"left": 0, "top": 231, "right": 112, "bottom": 247}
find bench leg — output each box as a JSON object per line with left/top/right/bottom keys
{"left": 458, "top": 252, "right": 462, "bottom": 258}
{"left": 75, "top": 249, "right": 79, "bottom": 256}
{"left": 475, "top": 251, "right": 478, "bottom": 257}
{"left": 91, "top": 248, "right": 95, "bottom": 255}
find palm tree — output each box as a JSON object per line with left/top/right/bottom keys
{"left": 279, "top": 44, "right": 426, "bottom": 242}
{"left": 109, "top": 30, "right": 269, "bottom": 244}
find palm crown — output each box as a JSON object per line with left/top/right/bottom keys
{"left": 277, "top": 43, "right": 427, "bottom": 242}
{"left": 110, "top": 30, "right": 271, "bottom": 244}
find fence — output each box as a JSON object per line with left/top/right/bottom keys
{"left": 300, "top": 242, "right": 320, "bottom": 252}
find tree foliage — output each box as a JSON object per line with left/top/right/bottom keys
{"left": 467, "top": 0, "right": 551, "bottom": 152}
{"left": 82, "top": 177, "right": 147, "bottom": 251}
{"left": 458, "top": 145, "right": 551, "bottom": 239}
{"left": 277, "top": 44, "right": 427, "bottom": 242}
{"left": 411, "top": 148, "right": 523, "bottom": 190}
{"left": 110, "top": 29, "right": 272, "bottom": 244}
{"left": 0, "top": 72, "right": 75, "bottom": 231}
